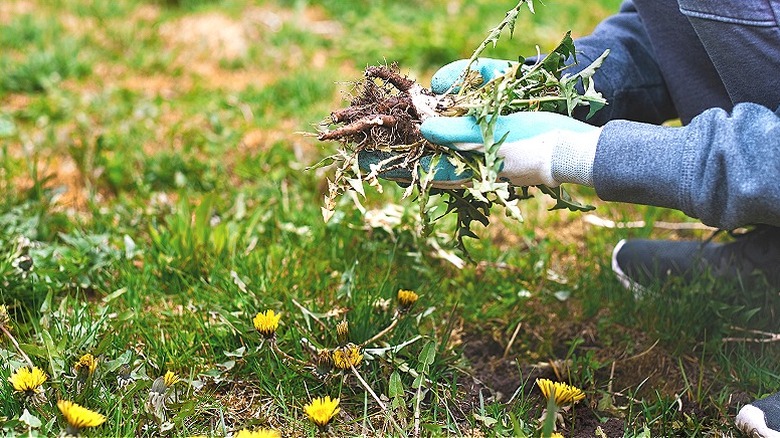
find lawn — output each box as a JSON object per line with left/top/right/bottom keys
{"left": 1, "top": 0, "right": 779, "bottom": 437}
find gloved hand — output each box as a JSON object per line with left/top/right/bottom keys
{"left": 358, "top": 57, "right": 602, "bottom": 188}
{"left": 429, "top": 57, "right": 602, "bottom": 188}
{"left": 356, "top": 58, "right": 518, "bottom": 185}
{"left": 420, "top": 112, "right": 601, "bottom": 187}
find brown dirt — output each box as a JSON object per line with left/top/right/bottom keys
{"left": 159, "top": 12, "right": 249, "bottom": 64}
{"left": 458, "top": 331, "right": 629, "bottom": 435}
{"left": 2, "top": 93, "right": 33, "bottom": 113}
{"left": 156, "top": 5, "right": 342, "bottom": 88}
{"left": 10, "top": 152, "right": 90, "bottom": 214}
{"left": 569, "top": 408, "right": 625, "bottom": 438}
{"left": 0, "top": 0, "right": 34, "bottom": 25}
{"left": 457, "top": 311, "right": 732, "bottom": 436}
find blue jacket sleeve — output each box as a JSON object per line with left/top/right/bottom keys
{"left": 593, "top": 103, "right": 780, "bottom": 229}
{"left": 568, "top": 1, "right": 677, "bottom": 126}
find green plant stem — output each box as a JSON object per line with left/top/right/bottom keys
{"left": 449, "top": 0, "right": 530, "bottom": 97}
{"left": 1, "top": 325, "right": 34, "bottom": 368}
{"left": 270, "top": 341, "right": 308, "bottom": 368}
{"left": 350, "top": 366, "right": 405, "bottom": 435}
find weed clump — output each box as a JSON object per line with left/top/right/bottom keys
{"left": 315, "top": 1, "right": 609, "bottom": 252}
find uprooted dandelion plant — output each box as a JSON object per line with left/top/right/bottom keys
{"left": 314, "top": 0, "right": 609, "bottom": 251}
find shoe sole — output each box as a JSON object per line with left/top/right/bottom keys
{"left": 611, "top": 239, "right": 649, "bottom": 298}
{"left": 736, "top": 404, "right": 777, "bottom": 438}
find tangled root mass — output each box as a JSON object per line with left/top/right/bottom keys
{"left": 318, "top": 63, "right": 431, "bottom": 150}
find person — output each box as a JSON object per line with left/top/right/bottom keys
{"left": 362, "top": 0, "right": 780, "bottom": 436}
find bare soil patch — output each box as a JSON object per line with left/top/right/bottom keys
{"left": 159, "top": 12, "right": 249, "bottom": 64}
{"left": 458, "top": 310, "right": 731, "bottom": 435}
{"left": 0, "top": 0, "right": 35, "bottom": 25}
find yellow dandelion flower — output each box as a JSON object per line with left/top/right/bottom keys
{"left": 75, "top": 353, "right": 98, "bottom": 375}
{"left": 9, "top": 366, "right": 47, "bottom": 393}
{"left": 397, "top": 289, "right": 419, "bottom": 311}
{"left": 536, "top": 378, "right": 585, "bottom": 406}
{"left": 332, "top": 343, "right": 363, "bottom": 370}
{"left": 550, "top": 434, "right": 564, "bottom": 438}
{"left": 253, "top": 310, "right": 281, "bottom": 338}
{"left": 235, "top": 429, "right": 281, "bottom": 438}
{"left": 304, "top": 396, "right": 340, "bottom": 428}
{"left": 163, "top": 370, "right": 180, "bottom": 388}
{"left": 57, "top": 400, "right": 106, "bottom": 432}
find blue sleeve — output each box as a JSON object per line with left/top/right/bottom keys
{"left": 593, "top": 103, "right": 780, "bottom": 229}
{"left": 567, "top": 1, "right": 677, "bottom": 125}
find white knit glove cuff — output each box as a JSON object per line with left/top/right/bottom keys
{"left": 550, "top": 128, "right": 602, "bottom": 187}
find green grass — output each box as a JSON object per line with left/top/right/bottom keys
{"left": 0, "top": 0, "right": 777, "bottom": 436}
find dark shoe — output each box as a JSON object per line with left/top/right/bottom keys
{"left": 611, "top": 226, "right": 780, "bottom": 293}
{"left": 736, "top": 391, "right": 780, "bottom": 437}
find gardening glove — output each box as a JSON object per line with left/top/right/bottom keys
{"left": 430, "top": 58, "right": 518, "bottom": 94}
{"left": 356, "top": 58, "right": 521, "bottom": 185}
{"left": 358, "top": 58, "right": 602, "bottom": 188}
{"left": 356, "top": 150, "right": 467, "bottom": 186}
{"left": 420, "top": 112, "right": 602, "bottom": 188}
{"left": 424, "top": 57, "right": 601, "bottom": 188}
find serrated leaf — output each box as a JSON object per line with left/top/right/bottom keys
{"left": 538, "top": 185, "right": 596, "bottom": 212}
{"left": 347, "top": 178, "right": 365, "bottom": 197}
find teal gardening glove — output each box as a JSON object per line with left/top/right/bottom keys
{"left": 359, "top": 58, "right": 603, "bottom": 188}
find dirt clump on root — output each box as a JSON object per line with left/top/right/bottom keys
{"left": 319, "top": 64, "right": 427, "bottom": 149}
{"left": 316, "top": 62, "right": 450, "bottom": 187}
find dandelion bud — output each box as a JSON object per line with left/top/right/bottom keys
{"left": 314, "top": 349, "right": 332, "bottom": 377}
{"left": 116, "top": 364, "right": 133, "bottom": 389}
{"left": 0, "top": 305, "right": 10, "bottom": 328}
{"left": 396, "top": 289, "right": 419, "bottom": 312}
{"left": 147, "top": 376, "right": 168, "bottom": 421}
{"left": 150, "top": 376, "right": 167, "bottom": 396}
{"left": 75, "top": 353, "right": 98, "bottom": 376}
{"left": 336, "top": 320, "right": 349, "bottom": 344}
